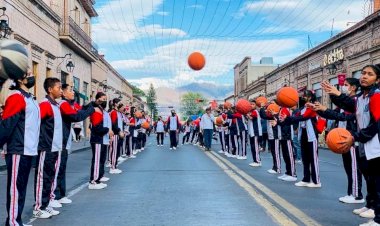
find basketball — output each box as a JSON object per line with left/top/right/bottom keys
{"left": 223, "top": 101, "right": 232, "bottom": 109}
{"left": 266, "top": 103, "right": 280, "bottom": 114}
{"left": 215, "top": 116, "right": 223, "bottom": 125}
{"left": 134, "top": 111, "right": 142, "bottom": 118}
{"left": 0, "top": 39, "right": 29, "bottom": 80}
{"left": 326, "top": 128, "right": 352, "bottom": 154}
{"left": 236, "top": 99, "right": 252, "bottom": 114}
{"left": 276, "top": 87, "right": 299, "bottom": 108}
{"left": 255, "top": 96, "right": 268, "bottom": 107}
{"left": 141, "top": 121, "right": 150, "bottom": 129}
{"left": 188, "top": 52, "right": 205, "bottom": 70}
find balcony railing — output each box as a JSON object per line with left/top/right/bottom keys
{"left": 60, "top": 17, "right": 98, "bottom": 59}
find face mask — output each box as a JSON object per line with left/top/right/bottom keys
{"left": 100, "top": 101, "right": 107, "bottom": 109}
{"left": 25, "top": 76, "right": 35, "bottom": 89}
{"left": 172, "top": 113, "right": 175, "bottom": 116}
{"left": 341, "top": 86, "right": 349, "bottom": 95}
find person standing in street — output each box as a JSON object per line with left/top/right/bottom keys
{"left": 200, "top": 107, "right": 215, "bottom": 152}
{"left": 109, "top": 98, "right": 124, "bottom": 174}
{"left": 182, "top": 120, "right": 191, "bottom": 145}
{"left": 155, "top": 116, "right": 165, "bottom": 146}
{"left": 167, "top": 109, "right": 181, "bottom": 150}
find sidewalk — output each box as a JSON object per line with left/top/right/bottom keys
{"left": 0, "top": 139, "right": 91, "bottom": 171}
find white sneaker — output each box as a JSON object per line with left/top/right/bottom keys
{"left": 49, "top": 199, "right": 62, "bottom": 208}
{"left": 354, "top": 207, "right": 370, "bottom": 215}
{"left": 133, "top": 151, "right": 137, "bottom": 155}
{"left": 58, "top": 197, "right": 72, "bottom": 204}
{"left": 360, "top": 209, "right": 375, "bottom": 219}
{"left": 170, "top": 148, "right": 173, "bottom": 150}
{"left": 339, "top": 195, "right": 350, "bottom": 202}
{"left": 99, "top": 182, "right": 108, "bottom": 188}
{"left": 218, "top": 150, "right": 224, "bottom": 154}
{"left": 33, "top": 209, "right": 52, "bottom": 219}
{"left": 121, "top": 154, "right": 127, "bottom": 158}
{"left": 359, "top": 220, "right": 380, "bottom": 226}
{"left": 105, "top": 162, "right": 111, "bottom": 168}
{"left": 226, "top": 153, "right": 231, "bottom": 157}
{"left": 45, "top": 206, "right": 60, "bottom": 216}
{"left": 118, "top": 157, "right": 125, "bottom": 162}
{"left": 306, "top": 183, "right": 322, "bottom": 188}
{"left": 295, "top": 181, "right": 310, "bottom": 187}
{"left": 136, "top": 149, "right": 141, "bottom": 153}
{"left": 173, "top": 147, "right": 177, "bottom": 150}
{"left": 232, "top": 155, "right": 237, "bottom": 158}
{"left": 281, "top": 175, "right": 297, "bottom": 182}
{"left": 241, "top": 156, "right": 247, "bottom": 160}
{"left": 237, "top": 156, "right": 243, "bottom": 160}
{"left": 277, "top": 174, "right": 287, "bottom": 179}
{"left": 341, "top": 195, "right": 365, "bottom": 204}
{"left": 141, "top": 147, "right": 145, "bottom": 151}
{"left": 160, "top": 145, "right": 163, "bottom": 146}
{"left": 88, "top": 183, "right": 106, "bottom": 190}
{"left": 267, "top": 169, "right": 278, "bottom": 174}
{"left": 110, "top": 168, "right": 122, "bottom": 174}
{"left": 249, "top": 162, "right": 261, "bottom": 167}
{"left": 100, "top": 177, "right": 110, "bottom": 182}
{"left": 129, "top": 155, "right": 136, "bottom": 158}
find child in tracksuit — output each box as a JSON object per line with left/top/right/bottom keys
{"left": 34, "top": 78, "right": 63, "bottom": 218}
{"left": 109, "top": 98, "right": 124, "bottom": 174}
{"left": 247, "top": 100, "right": 262, "bottom": 167}
{"left": 228, "top": 107, "right": 247, "bottom": 159}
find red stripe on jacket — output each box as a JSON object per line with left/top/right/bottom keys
{"left": 2, "top": 93, "right": 26, "bottom": 120}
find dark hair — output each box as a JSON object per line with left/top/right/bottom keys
{"left": 345, "top": 78, "right": 360, "bottom": 91}
{"left": 112, "top": 98, "right": 121, "bottom": 107}
{"left": 362, "top": 65, "right": 380, "bottom": 79}
{"left": 249, "top": 99, "right": 256, "bottom": 104}
{"left": 95, "top": 92, "right": 106, "bottom": 99}
{"left": 43, "top": 77, "right": 61, "bottom": 93}
{"left": 303, "top": 90, "right": 316, "bottom": 103}
{"left": 62, "top": 84, "right": 70, "bottom": 91}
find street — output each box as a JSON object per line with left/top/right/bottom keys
{"left": 0, "top": 136, "right": 367, "bottom": 226}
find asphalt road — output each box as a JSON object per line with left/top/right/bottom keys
{"left": 0, "top": 135, "right": 369, "bottom": 226}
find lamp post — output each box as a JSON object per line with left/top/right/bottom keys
{"left": 0, "top": 7, "right": 11, "bottom": 39}
{"left": 56, "top": 53, "right": 75, "bottom": 73}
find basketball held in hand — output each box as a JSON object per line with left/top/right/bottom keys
{"left": 236, "top": 99, "right": 252, "bottom": 115}
{"left": 141, "top": 121, "right": 150, "bottom": 129}
{"left": 326, "top": 128, "right": 352, "bottom": 154}
{"left": 276, "top": 87, "right": 299, "bottom": 108}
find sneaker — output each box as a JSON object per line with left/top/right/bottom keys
{"left": 88, "top": 183, "right": 106, "bottom": 190}
{"left": 109, "top": 168, "right": 122, "bottom": 174}
{"left": 58, "top": 197, "right": 72, "bottom": 204}
{"left": 45, "top": 206, "right": 60, "bottom": 216}
{"left": 360, "top": 209, "right": 375, "bottom": 219}
{"left": 133, "top": 151, "right": 137, "bottom": 155}
{"left": 306, "top": 183, "right": 322, "bottom": 188}
{"left": 136, "top": 149, "right": 141, "bottom": 153}
{"left": 241, "top": 156, "right": 247, "bottom": 160}
{"left": 33, "top": 209, "right": 52, "bottom": 219}
{"left": 170, "top": 148, "right": 173, "bottom": 150}
{"left": 277, "top": 174, "right": 287, "bottom": 179}
{"left": 295, "top": 181, "right": 310, "bottom": 187}
{"left": 121, "top": 154, "right": 127, "bottom": 158}
{"left": 160, "top": 145, "right": 163, "bottom": 146}
{"left": 99, "top": 182, "right": 108, "bottom": 188}
{"left": 237, "top": 156, "right": 243, "bottom": 160}
{"left": 359, "top": 220, "right": 380, "bottom": 226}
{"left": 354, "top": 207, "right": 370, "bottom": 215}
{"left": 249, "top": 162, "right": 261, "bottom": 167}
{"left": 281, "top": 175, "right": 297, "bottom": 182}
{"left": 267, "top": 169, "right": 278, "bottom": 174}
{"left": 100, "top": 177, "right": 110, "bottom": 182}
{"left": 105, "top": 162, "right": 111, "bottom": 168}
{"left": 141, "top": 147, "right": 145, "bottom": 151}
{"left": 339, "top": 195, "right": 350, "bottom": 202}
{"left": 49, "top": 199, "right": 62, "bottom": 208}
{"left": 218, "top": 150, "right": 224, "bottom": 153}
{"left": 117, "top": 157, "right": 125, "bottom": 162}
{"left": 296, "top": 160, "right": 302, "bottom": 164}
{"left": 226, "top": 153, "right": 231, "bottom": 157}
{"left": 232, "top": 155, "right": 237, "bottom": 158}
{"left": 129, "top": 155, "right": 136, "bottom": 159}
{"left": 341, "top": 195, "right": 365, "bottom": 204}
{"left": 173, "top": 147, "right": 177, "bottom": 150}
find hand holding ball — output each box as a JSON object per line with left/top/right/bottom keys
{"left": 326, "top": 128, "right": 353, "bottom": 154}
{"left": 276, "top": 87, "right": 299, "bottom": 108}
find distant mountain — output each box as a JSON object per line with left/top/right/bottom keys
{"left": 177, "top": 82, "right": 233, "bottom": 100}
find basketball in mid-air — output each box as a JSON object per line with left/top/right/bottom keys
{"left": 0, "top": 39, "right": 29, "bottom": 80}
{"left": 236, "top": 99, "right": 252, "bottom": 115}
{"left": 276, "top": 87, "right": 299, "bottom": 108}
{"left": 188, "top": 52, "right": 205, "bottom": 71}
{"left": 223, "top": 101, "right": 232, "bottom": 109}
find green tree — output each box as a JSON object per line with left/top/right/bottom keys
{"left": 131, "top": 84, "right": 146, "bottom": 97}
{"left": 146, "top": 83, "right": 158, "bottom": 121}
{"left": 180, "top": 92, "right": 207, "bottom": 118}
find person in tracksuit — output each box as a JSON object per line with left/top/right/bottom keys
{"left": 321, "top": 65, "right": 380, "bottom": 225}
{"left": 99, "top": 97, "right": 113, "bottom": 180}
{"left": 0, "top": 72, "right": 43, "bottom": 224}
{"left": 259, "top": 102, "right": 281, "bottom": 174}
{"left": 280, "top": 90, "right": 321, "bottom": 188}
{"left": 276, "top": 107, "right": 297, "bottom": 182}
{"left": 109, "top": 98, "right": 124, "bottom": 174}
{"left": 155, "top": 116, "right": 165, "bottom": 146}
{"left": 247, "top": 100, "right": 262, "bottom": 167}
{"left": 136, "top": 112, "right": 147, "bottom": 152}
{"left": 51, "top": 84, "right": 94, "bottom": 207}
{"left": 122, "top": 111, "right": 133, "bottom": 159}
{"left": 314, "top": 78, "right": 364, "bottom": 204}
{"left": 167, "top": 109, "right": 181, "bottom": 150}
{"left": 34, "top": 77, "right": 63, "bottom": 218}
{"left": 129, "top": 108, "right": 139, "bottom": 155}
{"left": 191, "top": 118, "right": 200, "bottom": 145}
{"left": 182, "top": 121, "right": 191, "bottom": 145}
{"left": 216, "top": 110, "right": 227, "bottom": 154}
{"left": 227, "top": 107, "right": 247, "bottom": 159}
{"left": 89, "top": 92, "right": 113, "bottom": 189}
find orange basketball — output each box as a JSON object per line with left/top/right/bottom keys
{"left": 236, "top": 99, "right": 252, "bottom": 114}
{"left": 276, "top": 87, "right": 299, "bottom": 108}
{"left": 255, "top": 96, "right": 268, "bottom": 107}
{"left": 266, "top": 103, "right": 280, "bottom": 114}
{"left": 188, "top": 52, "right": 206, "bottom": 70}
{"left": 134, "top": 111, "right": 142, "bottom": 118}
{"left": 223, "top": 101, "right": 232, "bottom": 109}
{"left": 141, "top": 121, "right": 150, "bottom": 129}
{"left": 326, "top": 128, "right": 352, "bottom": 154}
{"left": 215, "top": 116, "right": 223, "bottom": 126}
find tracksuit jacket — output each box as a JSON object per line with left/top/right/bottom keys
{"left": 90, "top": 107, "right": 110, "bottom": 144}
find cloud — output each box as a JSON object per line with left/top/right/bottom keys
{"left": 157, "top": 11, "right": 169, "bottom": 16}
{"left": 188, "top": 4, "right": 204, "bottom": 9}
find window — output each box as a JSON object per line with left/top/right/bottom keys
{"left": 83, "top": 81, "right": 88, "bottom": 97}
{"left": 353, "top": 70, "right": 361, "bottom": 79}
{"left": 46, "top": 68, "right": 51, "bottom": 78}
{"left": 73, "top": 76, "right": 80, "bottom": 103}
{"left": 312, "top": 83, "right": 322, "bottom": 103}
{"left": 32, "top": 62, "right": 38, "bottom": 97}
{"left": 61, "top": 71, "right": 68, "bottom": 85}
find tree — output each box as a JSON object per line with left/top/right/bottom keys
{"left": 131, "top": 84, "right": 146, "bottom": 97}
{"left": 146, "top": 83, "right": 158, "bottom": 121}
{"left": 180, "top": 92, "right": 208, "bottom": 118}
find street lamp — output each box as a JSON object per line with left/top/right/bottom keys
{"left": 56, "top": 53, "right": 75, "bottom": 73}
{"left": 326, "top": 63, "right": 337, "bottom": 75}
{"left": 0, "top": 7, "right": 11, "bottom": 39}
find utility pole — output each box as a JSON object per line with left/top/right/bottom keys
{"left": 330, "top": 18, "right": 335, "bottom": 37}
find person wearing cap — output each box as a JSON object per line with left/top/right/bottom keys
{"left": 200, "top": 107, "right": 215, "bottom": 151}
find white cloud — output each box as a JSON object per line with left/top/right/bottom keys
{"left": 188, "top": 4, "right": 204, "bottom": 9}
{"left": 157, "top": 11, "right": 169, "bottom": 16}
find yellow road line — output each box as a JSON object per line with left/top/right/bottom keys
{"left": 205, "top": 151, "right": 297, "bottom": 226}
{"left": 209, "top": 151, "right": 321, "bottom": 226}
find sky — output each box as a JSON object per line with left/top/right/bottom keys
{"left": 92, "top": 0, "right": 371, "bottom": 91}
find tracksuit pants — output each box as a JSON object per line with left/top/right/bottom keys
{"left": 90, "top": 143, "right": 102, "bottom": 184}
{"left": 219, "top": 131, "right": 226, "bottom": 152}
{"left": 182, "top": 132, "right": 190, "bottom": 144}
{"left": 269, "top": 139, "right": 281, "bottom": 172}
{"left": 5, "top": 154, "right": 33, "bottom": 226}
{"left": 125, "top": 135, "right": 133, "bottom": 156}
{"left": 342, "top": 146, "right": 362, "bottom": 198}
{"left": 280, "top": 140, "right": 296, "bottom": 177}
{"left": 34, "top": 150, "right": 60, "bottom": 211}
{"left": 203, "top": 129, "right": 213, "bottom": 149}
{"left": 141, "top": 133, "right": 146, "bottom": 148}
{"left": 190, "top": 130, "right": 198, "bottom": 143}
{"left": 300, "top": 130, "right": 320, "bottom": 184}
{"left": 109, "top": 135, "right": 121, "bottom": 169}
{"left": 169, "top": 130, "right": 178, "bottom": 148}
{"left": 259, "top": 132, "right": 269, "bottom": 151}
{"left": 225, "top": 133, "right": 231, "bottom": 153}
{"left": 99, "top": 144, "right": 109, "bottom": 179}
{"left": 249, "top": 136, "right": 260, "bottom": 163}
{"left": 157, "top": 132, "right": 164, "bottom": 145}
{"left": 231, "top": 132, "right": 238, "bottom": 156}
{"left": 367, "top": 157, "right": 380, "bottom": 224}
{"left": 54, "top": 149, "right": 68, "bottom": 200}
